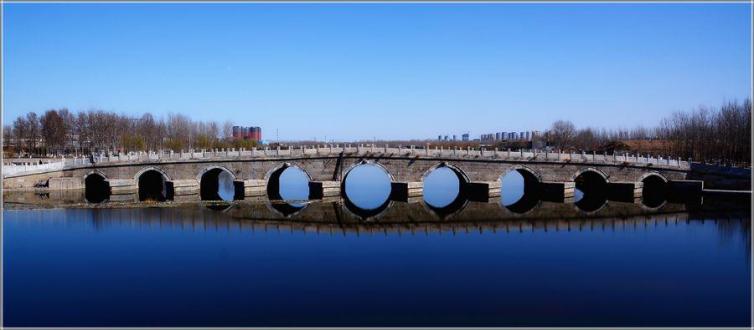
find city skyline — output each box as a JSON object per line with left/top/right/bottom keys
{"left": 3, "top": 3, "right": 751, "bottom": 141}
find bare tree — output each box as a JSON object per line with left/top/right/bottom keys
{"left": 41, "top": 109, "right": 68, "bottom": 154}
{"left": 547, "top": 120, "right": 576, "bottom": 150}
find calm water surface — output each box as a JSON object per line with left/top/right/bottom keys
{"left": 3, "top": 170, "right": 751, "bottom": 327}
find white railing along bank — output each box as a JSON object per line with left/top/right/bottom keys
{"left": 2, "top": 145, "right": 691, "bottom": 178}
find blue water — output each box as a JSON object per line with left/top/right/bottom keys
{"left": 3, "top": 170, "right": 752, "bottom": 327}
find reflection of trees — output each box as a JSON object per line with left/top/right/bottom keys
{"left": 712, "top": 214, "right": 752, "bottom": 260}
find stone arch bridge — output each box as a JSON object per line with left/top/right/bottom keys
{"left": 4, "top": 145, "right": 720, "bottom": 205}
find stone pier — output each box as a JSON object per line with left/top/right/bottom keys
{"left": 539, "top": 181, "right": 575, "bottom": 202}
{"left": 168, "top": 179, "right": 199, "bottom": 201}
{"left": 607, "top": 182, "right": 643, "bottom": 202}
{"left": 108, "top": 179, "right": 136, "bottom": 194}
{"left": 235, "top": 179, "right": 266, "bottom": 198}
{"left": 309, "top": 181, "right": 340, "bottom": 199}
{"left": 464, "top": 181, "right": 502, "bottom": 202}
{"left": 390, "top": 182, "right": 423, "bottom": 201}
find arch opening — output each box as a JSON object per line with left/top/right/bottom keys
{"left": 423, "top": 167, "right": 462, "bottom": 208}
{"left": 267, "top": 165, "right": 310, "bottom": 204}
{"left": 574, "top": 170, "right": 608, "bottom": 212}
{"left": 138, "top": 170, "right": 169, "bottom": 202}
{"left": 500, "top": 168, "right": 540, "bottom": 214}
{"left": 200, "top": 168, "right": 236, "bottom": 201}
{"left": 84, "top": 173, "right": 110, "bottom": 203}
{"left": 422, "top": 164, "right": 469, "bottom": 217}
{"left": 343, "top": 163, "right": 392, "bottom": 211}
{"left": 642, "top": 174, "right": 668, "bottom": 208}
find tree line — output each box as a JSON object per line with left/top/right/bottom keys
{"left": 3, "top": 99, "right": 751, "bottom": 166}
{"left": 541, "top": 99, "right": 751, "bottom": 166}
{"left": 3, "top": 109, "right": 260, "bottom": 157}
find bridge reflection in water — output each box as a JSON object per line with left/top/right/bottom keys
{"left": 4, "top": 188, "right": 749, "bottom": 237}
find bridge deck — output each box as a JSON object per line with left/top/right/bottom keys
{"left": 3, "top": 146, "right": 690, "bottom": 178}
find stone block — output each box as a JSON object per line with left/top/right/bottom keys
{"left": 168, "top": 179, "right": 199, "bottom": 195}
{"left": 236, "top": 179, "right": 267, "bottom": 197}
{"left": 108, "top": 179, "right": 137, "bottom": 194}
{"left": 47, "top": 177, "right": 83, "bottom": 190}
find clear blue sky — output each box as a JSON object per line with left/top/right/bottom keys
{"left": 3, "top": 3, "right": 751, "bottom": 141}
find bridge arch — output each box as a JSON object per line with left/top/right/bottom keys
{"left": 504, "top": 165, "right": 541, "bottom": 182}
{"left": 341, "top": 160, "right": 393, "bottom": 212}
{"left": 421, "top": 162, "right": 470, "bottom": 184}
{"left": 572, "top": 167, "right": 610, "bottom": 183}
{"left": 84, "top": 170, "right": 110, "bottom": 203}
{"left": 134, "top": 166, "right": 172, "bottom": 182}
{"left": 500, "top": 166, "right": 541, "bottom": 214}
{"left": 265, "top": 163, "right": 313, "bottom": 200}
{"left": 198, "top": 166, "right": 238, "bottom": 201}
{"left": 573, "top": 168, "right": 609, "bottom": 213}
{"left": 342, "top": 160, "right": 395, "bottom": 182}
{"left": 421, "top": 162, "right": 471, "bottom": 217}
{"left": 343, "top": 197, "right": 393, "bottom": 220}
{"left": 574, "top": 198, "right": 608, "bottom": 214}
{"left": 135, "top": 166, "right": 171, "bottom": 202}
{"left": 266, "top": 198, "right": 309, "bottom": 218}
{"left": 640, "top": 172, "right": 668, "bottom": 183}
{"left": 197, "top": 165, "right": 237, "bottom": 182}
{"left": 640, "top": 172, "right": 669, "bottom": 208}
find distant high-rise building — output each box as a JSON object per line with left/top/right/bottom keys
{"left": 232, "top": 125, "right": 262, "bottom": 141}
{"left": 462, "top": 133, "right": 469, "bottom": 141}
